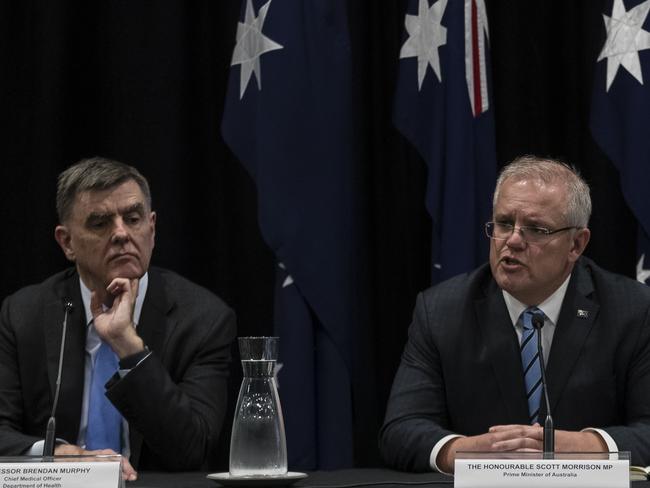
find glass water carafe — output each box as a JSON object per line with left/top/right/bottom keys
{"left": 229, "top": 336, "right": 287, "bottom": 476}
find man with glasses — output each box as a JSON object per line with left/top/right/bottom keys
{"left": 380, "top": 155, "right": 650, "bottom": 473}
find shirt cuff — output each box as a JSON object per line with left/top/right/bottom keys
{"left": 26, "top": 440, "right": 45, "bottom": 456}
{"left": 117, "top": 346, "right": 151, "bottom": 378}
{"left": 582, "top": 427, "right": 618, "bottom": 453}
{"left": 430, "top": 434, "right": 464, "bottom": 474}
{"left": 26, "top": 438, "right": 68, "bottom": 456}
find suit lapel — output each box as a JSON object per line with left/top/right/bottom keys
{"left": 128, "top": 269, "right": 174, "bottom": 467}
{"left": 45, "top": 271, "right": 86, "bottom": 444}
{"left": 544, "top": 263, "right": 598, "bottom": 416}
{"left": 137, "top": 269, "right": 174, "bottom": 356}
{"left": 475, "top": 280, "right": 530, "bottom": 423}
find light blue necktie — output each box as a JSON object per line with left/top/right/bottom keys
{"left": 520, "top": 307, "right": 543, "bottom": 424}
{"left": 86, "top": 341, "right": 122, "bottom": 452}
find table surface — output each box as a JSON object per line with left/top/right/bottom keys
{"left": 130, "top": 468, "right": 650, "bottom": 488}
{"left": 131, "top": 469, "right": 451, "bottom": 488}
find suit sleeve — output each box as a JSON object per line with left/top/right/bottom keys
{"left": 106, "top": 302, "right": 236, "bottom": 471}
{"left": 379, "top": 292, "right": 456, "bottom": 472}
{"left": 602, "top": 303, "right": 650, "bottom": 466}
{"left": 0, "top": 296, "right": 44, "bottom": 454}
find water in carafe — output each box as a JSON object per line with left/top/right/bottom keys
{"left": 229, "top": 338, "right": 287, "bottom": 477}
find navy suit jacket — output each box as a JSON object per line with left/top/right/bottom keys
{"left": 380, "top": 257, "right": 650, "bottom": 471}
{"left": 0, "top": 267, "right": 236, "bottom": 471}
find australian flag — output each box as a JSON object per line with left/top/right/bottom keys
{"left": 221, "top": 0, "right": 371, "bottom": 469}
{"left": 394, "top": 0, "right": 497, "bottom": 283}
{"left": 590, "top": 0, "right": 650, "bottom": 284}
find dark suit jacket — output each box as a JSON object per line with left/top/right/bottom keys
{"left": 379, "top": 257, "right": 650, "bottom": 471}
{"left": 0, "top": 267, "right": 236, "bottom": 471}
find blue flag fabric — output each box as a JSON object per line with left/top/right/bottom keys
{"left": 394, "top": 0, "right": 497, "bottom": 283}
{"left": 222, "top": 0, "right": 368, "bottom": 469}
{"left": 590, "top": 0, "right": 650, "bottom": 284}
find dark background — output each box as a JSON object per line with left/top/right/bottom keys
{"left": 0, "top": 0, "right": 638, "bottom": 467}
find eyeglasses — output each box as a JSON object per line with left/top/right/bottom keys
{"left": 484, "top": 221, "right": 577, "bottom": 245}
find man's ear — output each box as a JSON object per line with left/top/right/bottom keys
{"left": 150, "top": 211, "right": 156, "bottom": 245}
{"left": 568, "top": 227, "right": 591, "bottom": 263}
{"left": 54, "top": 225, "right": 75, "bottom": 262}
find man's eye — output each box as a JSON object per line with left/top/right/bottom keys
{"left": 125, "top": 214, "right": 141, "bottom": 225}
{"left": 528, "top": 227, "right": 548, "bottom": 235}
{"left": 88, "top": 220, "right": 107, "bottom": 229}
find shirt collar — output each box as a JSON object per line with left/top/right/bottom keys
{"left": 502, "top": 273, "right": 571, "bottom": 327}
{"left": 79, "top": 273, "right": 149, "bottom": 327}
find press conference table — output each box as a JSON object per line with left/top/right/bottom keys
{"left": 131, "top": 469, "right": 449, "bottom": 488}
{"left": 130, "top": 468, "right": 650, "bottom": 488}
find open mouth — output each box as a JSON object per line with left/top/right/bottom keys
{"left": 502, "top": 256, "right": 523, "bottom": 267}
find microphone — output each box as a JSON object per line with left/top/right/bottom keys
{"left": 43, "top": 301, "right": 73, "bottom": 457}
{"left": 532, "top": 312, "right": 554, "bottom": 458}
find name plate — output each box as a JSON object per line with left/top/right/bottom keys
{"left": 455, "top": 453, "right": 629, "bottom": 488}
{"left": 0, "top": 460, "right": 122, "bottom": 488}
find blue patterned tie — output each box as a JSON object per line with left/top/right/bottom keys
{"left": 520, "top": 307, "right": 543, "bottom": 424}
{"left": 86, "top": 341, "right": 122, "bottom": 452}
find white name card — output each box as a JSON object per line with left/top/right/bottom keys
{"left": 455, "top": 458, "right": 629, "bottom": 488}
{"left": 0, "top": 461, "right": 122, "bottom": 488}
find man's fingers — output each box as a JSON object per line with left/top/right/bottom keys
{"left": 87, "top": 449, "right": 137, "bottom": 481}
{"left": 486, "top": 424, "right": 544, "bottom": 452}
{"left": 492, "top": 436, "right": 543, "bottom": 451}
{"left": 121, "top": 458, "right": 138, "bottom": 481}
{"left": 130, "top": 278, "right": 139, "bottom": 298}
{"left": 107, "top": 279, "right": 128, "bottom": 296}
{"left": 54, "top": 444, "right": 85, "bottom": 455}
{"left": 490, "top": 424, "right": 542, "bottom": 437}
{"left": 489, "top": 423, "right": 539, "bottom": 432}
{"left": 106, "top": 277, "right": 138, "bottom": 297}
{"left": 89, "top": 291, "right": 103, "bottom": 319}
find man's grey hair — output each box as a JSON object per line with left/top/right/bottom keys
{"left": 493, "top": 155, "right": 591, "bottom": 228}
{"left": 56, "top": 156, "right": 152, "bottom": 223}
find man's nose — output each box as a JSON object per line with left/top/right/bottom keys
{"left": 111, "top": 218, "right": 130, "bottom": 243}
{"left": 505, "top": 226, "right": 526, "bottom": 247}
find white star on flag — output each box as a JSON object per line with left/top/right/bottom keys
{"left": 230, "top": 0, "right": 283, "bottom": 99}
{"left": 637, "top": 254, "right": 650, "bottom": 284}
{"left": 278, "top": 262, "right": 294, "bottom": 288}
{"left": 598, "top": 0, "right": 650, "bottom": 92}
{"left": 400, "top": 0, "right": 449, "bottom": 90}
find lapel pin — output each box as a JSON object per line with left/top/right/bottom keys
{"left": 577, "top": 309, "right": 589, "bottom": 319}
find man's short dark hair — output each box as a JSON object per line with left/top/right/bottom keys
{"left": 56, "top": 156, "right": 152, "bottom": 223}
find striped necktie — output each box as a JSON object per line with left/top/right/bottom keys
{"left": 520, "top": 307, "right": 543, "bottom": 424}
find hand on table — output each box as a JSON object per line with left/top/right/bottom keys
{"left": 54, "top": 444, "right": 137, "bottom": 481}
{"left": 437, "top": 423, "right": 606, "bottom": 473}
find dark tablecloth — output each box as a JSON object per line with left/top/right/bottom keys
{"left": 130, "top": 468, "right": 650, "bottom": 488}
{"left": 131, "top": 469, "right": 451, "bottom": 488}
